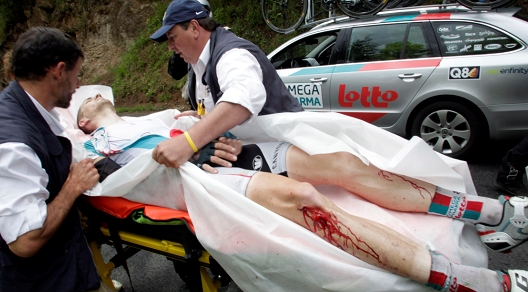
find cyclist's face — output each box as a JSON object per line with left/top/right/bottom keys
{"left": 166, "top": 22, "right": 199, "bottom": 64}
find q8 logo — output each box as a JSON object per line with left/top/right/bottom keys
{"left": 449, "top": 67, "right": 480, "bottom": 80}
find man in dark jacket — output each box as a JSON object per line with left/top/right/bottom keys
{"left": 0, "top": 27, "right": 105, "bottom": 291}
{"left": 149, "top": 0, "right": 303, "bottom": 169}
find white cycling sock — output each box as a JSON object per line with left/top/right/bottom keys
{"left": 426, "top": 252, "right": 505, "bottom": 292}
{"left": 428, "top": 187, "right": 503, "bottom": 225}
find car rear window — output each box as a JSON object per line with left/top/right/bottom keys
{"left": 431, "top": 21, "right": 520, "bottom": 56}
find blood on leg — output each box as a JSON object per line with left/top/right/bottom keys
{"left": 300, "top": 206, "right": 381, "bottom": 263}
{"left": 246, "top": 172, "right": 432, "bottom": 283}
{"left": 378, "top": 170, "right": 433, "bottom": 200}
{"left": 285, "top": 147, "right": 435, "bottom": 212}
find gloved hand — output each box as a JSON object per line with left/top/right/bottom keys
{"left": 220, "top": 131, "right": 237, "bottom": 140}
{"left": 190, "top": 132, "right": 238, "bottom": 170}
{"left": 191, "top": 141, "right": 221, "bottom": 169}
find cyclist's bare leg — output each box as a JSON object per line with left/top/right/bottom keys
{"left": 285, "top": 145, "right": 434, "bottom": 212}
{"left": 245, "top": 172, "right": 432, "bottom": 283}
{"left": 246, "top": 172, "right": 509, "bottom": 292}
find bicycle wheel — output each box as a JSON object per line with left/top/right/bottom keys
{"left": 262, "top": 0, "right": 308, "bottom": 34}
{"left": 337, "top": 0, "right": 389, "bottom": 18}
{"left": 400, "top": 0, "right": 419, "bottom": 6}
{"left": 321, "top": 0, "right": 338, "bottom": 11}
{"left": 383, "top": 0, "right": 404, "bottom": 9}
{"left": 363, "top": 0, "right": 400, "bottom": 9}
{"left": 456, "top": 0, "right": 517, "bottom": 9}
{"left": 413, "top": 0, "right": 430, "bottom": 5}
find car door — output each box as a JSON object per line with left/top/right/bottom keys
{"left": 269, "top": 29, "right": 345, "bottom": 112}
{"left": 427, "top": 20, "right": 528, "bottom": 139}
{"left": 329, "top": 22, "right": 440, "bottom": 127}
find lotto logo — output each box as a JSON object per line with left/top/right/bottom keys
{"left": 449, "top": 67, "right": 480, "bottom": 80}
{"left": 338, "top": 85, "right": 398, "bottom": 108}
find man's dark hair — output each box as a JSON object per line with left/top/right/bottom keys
{"left": 179, "top": 17, "right": 219, "bottom": 32}
{"left": 11, "top": 27, "right": 84, "bottom": 81}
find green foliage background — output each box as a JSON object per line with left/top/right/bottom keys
{"left": 0, "top": 0, "right": 32, "bottom": 45}
{"left": 0, "top": 0, "right": 298, "bottom": 109}
{"left": 106, "top": 0, "right": 296, "bottom": 108}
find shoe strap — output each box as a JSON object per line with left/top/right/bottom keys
{"left": 509, "top": 197, "right": 528, "bottom": 228}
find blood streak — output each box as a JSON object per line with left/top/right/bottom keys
{"left": 300, "top": 206, "right": 380, "bottom": 263}
{"left": 378, "top": 170, "right": 432, "bottom": 199}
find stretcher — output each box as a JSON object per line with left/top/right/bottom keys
{"left": 78, "top": 195, "right": 231, "bottom": 292}
{"left": 60, "top": 85, "right": 230, "bottom": 291}
{"left": 61, "top": 85, "right": 490, "bottom": 292}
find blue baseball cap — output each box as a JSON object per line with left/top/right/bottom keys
{"left": 150, "top": 0, "right": 208, "bottom": 42}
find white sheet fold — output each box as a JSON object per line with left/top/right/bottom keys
{"left": 63, "top": 109, "right": 487, "bottom": 292}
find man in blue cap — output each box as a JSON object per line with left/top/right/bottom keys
{"left": 149, "top": 0, "right": 303, "bottom": 169}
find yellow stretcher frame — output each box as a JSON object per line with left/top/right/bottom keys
{"left": 80, "top": 199, "right": 230, "bottom": 292}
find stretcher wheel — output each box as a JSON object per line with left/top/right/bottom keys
{"left": 209, "top": 257, "right": 232, "bottom": 287}
{"left": 171, "top": 259, "right": 196, "bottom": 288}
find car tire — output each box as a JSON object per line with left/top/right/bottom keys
{"left": 411, "top": 101, "right": 484, "bottom": 160}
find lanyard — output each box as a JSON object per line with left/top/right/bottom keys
{"left": 197, "top": 99, "right": 206, "bottom": 117}
{"left": 196, "top": 68, "right": 208, "bottom": 118}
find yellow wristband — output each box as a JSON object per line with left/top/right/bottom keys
{"left": 184, "top": 131, "right": 198, "bottom": 153}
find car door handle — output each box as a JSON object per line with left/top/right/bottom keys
{"left": 310, "top": 78, "right": 328, "bottom": 83}
{"left": 398, "top": 73, "right": 422, "bottom": 79}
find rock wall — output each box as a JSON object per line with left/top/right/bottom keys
{"left": 2, "top": 0, "right": 157, "bottom": 86}
{"left": 2, "top": 0, "right": 528, "bottom": 90}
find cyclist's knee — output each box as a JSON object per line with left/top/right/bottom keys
{"left": 290, "top": 182, "right": 325, "bottom": 207}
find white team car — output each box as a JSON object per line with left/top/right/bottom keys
{"left": 268, "top": 4, "right": 528, "bottom": 160}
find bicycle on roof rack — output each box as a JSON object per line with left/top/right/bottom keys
{"left": 261, "top": 0, "right": 519, "bottom": 34}
{"left": 456, "top": 0, "right": 518, "bottom": 10}
{"left": 261, "top": 0, "right": 390, "bottom": 34}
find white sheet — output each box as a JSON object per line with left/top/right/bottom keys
{"left": 59, "top": 87, "right": 488, "bottom": 292}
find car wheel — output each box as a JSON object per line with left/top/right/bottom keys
{"left": 411, "top": 101, "right": 483, "bottom": 160}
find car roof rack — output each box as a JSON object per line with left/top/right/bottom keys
{"left": 379, "top": 3, "right": 470, "bottom": 15}
{"left": 308, "top": 3, "right": 521, "bottom": 31}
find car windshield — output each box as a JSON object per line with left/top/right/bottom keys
{"left": 270, "top": 32, "right": 338, "bottom": 69}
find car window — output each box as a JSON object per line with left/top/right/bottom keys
{"left": 270, "top": 32, "right": 338, "bottom": 69}
{"left": 405, "top": 23, "right": 433, "bottom": 59}
{"left": 432, "top": 21, "right": 521, "bottom": 56}
{"left": 345, "top": 23, "right": 431, "bottom": 63}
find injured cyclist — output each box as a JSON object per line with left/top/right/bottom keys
{"left": 75, "top": 93, "right": 528, "bottom": 292}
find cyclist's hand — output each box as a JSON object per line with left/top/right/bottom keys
{"left": 218, "top": 136, "right": 242, "bottom": 156}
{"left": 174, "top": 110, "right": 200, "bottom": 120}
